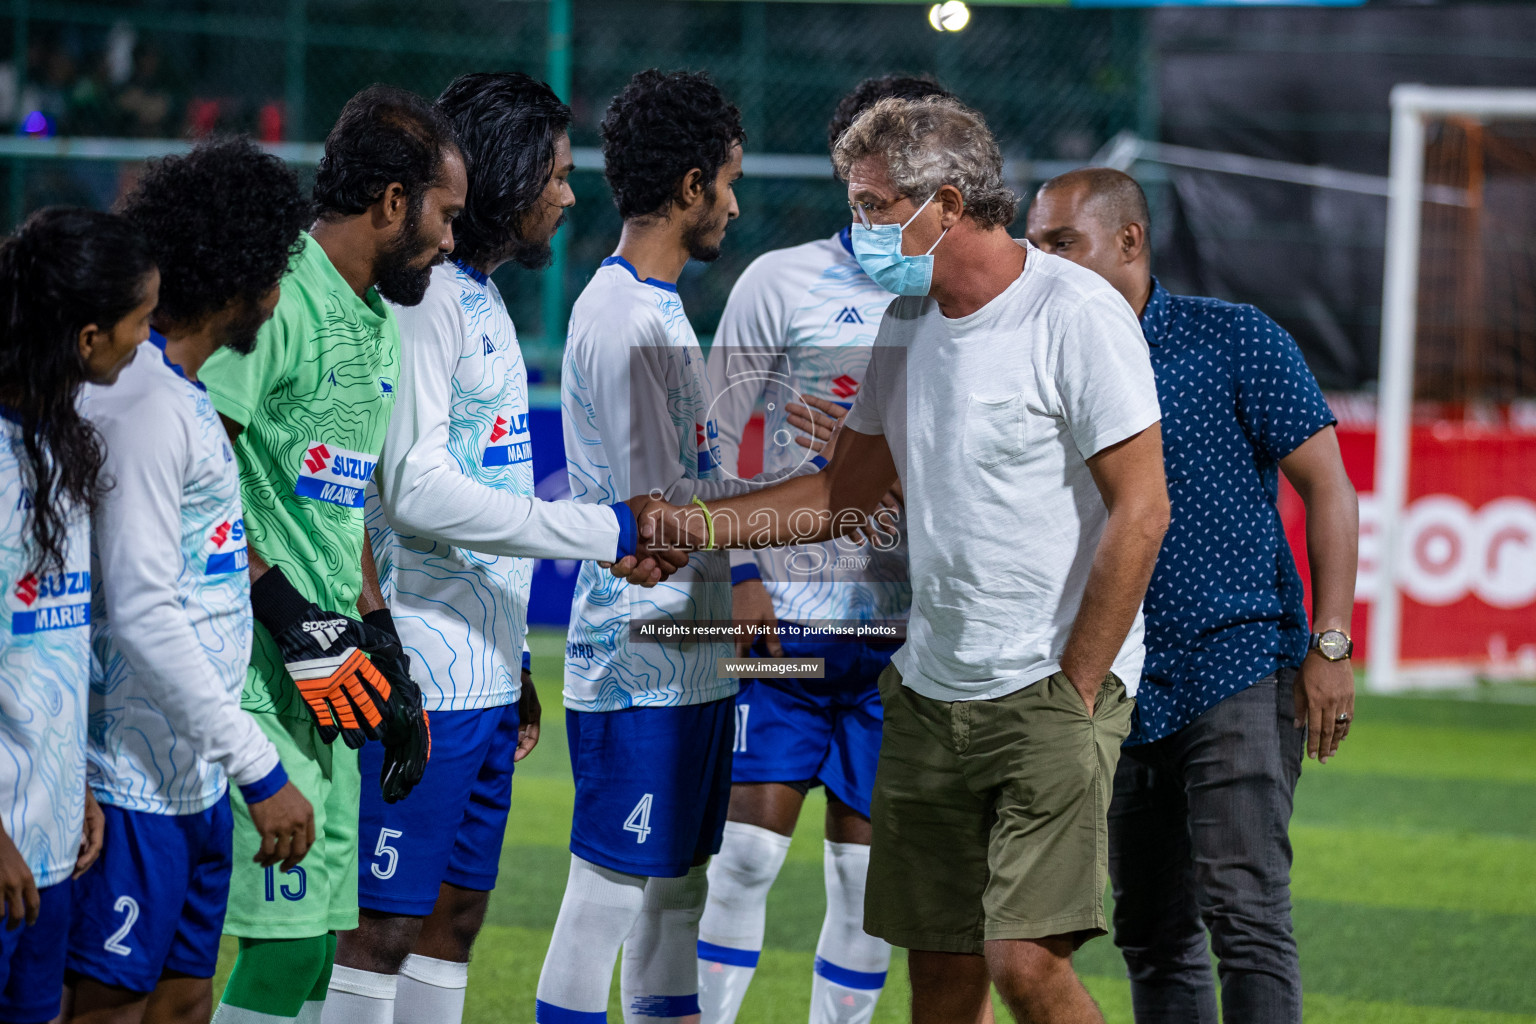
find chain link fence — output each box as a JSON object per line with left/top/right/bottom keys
{"left": 6, "top": 0, "right": 1149, "bottom": 374}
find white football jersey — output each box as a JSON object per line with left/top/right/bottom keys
{"left": 369, "top": 260, "right": 621, "bottom": 711}
{"left": 0, "top": 408, "right": 90, "bottom": 887}
{"left": 707, "top": 229, "right": 911, "bottom": 627}
{"left": 561, "top": 257, "right": 761, "bottom": 712}
{"left": 84, "top": 337, "right": 279, "bottom": 815}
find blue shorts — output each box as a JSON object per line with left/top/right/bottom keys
{"left": 67, "top": 796, "right": 232, "bottom": 993}
{"left": 358, "top": 703, "right": 519, "bottom": 915}
{"left": 731, "top": 637, "right": 892, "bottom": 819}
{"left": 0, "top": 880, "right": 70, "bottom": 1023}
{"left": 567, "top": 697, "right": 735, "bottom": 878}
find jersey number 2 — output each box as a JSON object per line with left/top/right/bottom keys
{"left": 624, "top": 794, "right": 654, "bottom": 844}
{"left": 103, "top": 896, "right": 138, "bottom": 956}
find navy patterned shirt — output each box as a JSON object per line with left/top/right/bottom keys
{"left": 1130, "top": 279, "right": 1336, "bottom": 746}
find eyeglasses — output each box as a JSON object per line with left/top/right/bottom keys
{"left": 849, "top": 193, "right": 926, "bottom": 227}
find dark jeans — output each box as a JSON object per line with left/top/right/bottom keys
{"left": 1107, "top": 671, "right": 1305, "bottom": 1024}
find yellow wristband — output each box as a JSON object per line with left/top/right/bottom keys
{"left": 691, "top": 495, "right": 716, "bottom": 550}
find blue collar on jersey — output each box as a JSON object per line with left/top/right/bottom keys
{"left": 838, "top": 224, "right": 854, "bottom": 256}
{"left": 149, "top": 328, "right": 206, "bottom": 391}
{"left": 602, "top": 255, "right": 678, "bottom": 293}
{"left": 452, "top": 258, "right": 489, "bottom": 286}
{"left": 0, "top": 403, "right": 20, "bottom": 426}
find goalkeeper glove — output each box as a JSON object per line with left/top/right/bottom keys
{"left": 250, "top": 567, "right": 392, "bottom": 748}
{"left": 359, "top": 610, "right": 432, "bottom": 803}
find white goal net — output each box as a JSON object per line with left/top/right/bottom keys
{"left": 1369, "top": 85, "right": 1536, "bottom": 692}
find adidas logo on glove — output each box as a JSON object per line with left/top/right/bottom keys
{"left": 302, "top": 617, "right": 349, "bottom": 650}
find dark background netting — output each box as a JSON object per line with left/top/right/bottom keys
{"left": 9, "top": 2, "right": 1536, "bottom": 392}
{"left": 3, "top": 1, "right": 1148, "bottom": 374}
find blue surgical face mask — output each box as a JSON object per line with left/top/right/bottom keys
{"left": 850, "top": 192, "right": 949, "bottom": 296}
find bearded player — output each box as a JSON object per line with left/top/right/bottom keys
{"left": 322, "top": 71, "right": 681, "bottom": 1024}
{"left": 199, "top": 88, "right": 456, "bottom": 1024}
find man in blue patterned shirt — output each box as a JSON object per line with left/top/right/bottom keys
{"left": 1028, "top": 168, "right": 1360, "bottom": 1024}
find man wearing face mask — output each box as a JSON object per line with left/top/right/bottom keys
{"left": 634, "top": 97, "right": 1171, "bottom": 1024}
{"left": 695, "top": 74, "right": 954, "bottom": 1024}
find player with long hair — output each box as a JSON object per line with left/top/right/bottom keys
{"left": 200, "top": 87, "right": 457, "bottom": 1024}
{"left": 0, "top": 206, "right": 156, "bottom": 1024}
{"left": 323, "top": 71, "right": 680, "bottom": 1024}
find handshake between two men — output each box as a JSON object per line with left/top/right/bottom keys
{"left": 598, "top": 393, "right": 903, "bottom": 588}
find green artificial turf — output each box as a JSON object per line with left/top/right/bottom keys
{"left": 213, "top": 631, "right": 1536, "bottom": 1023}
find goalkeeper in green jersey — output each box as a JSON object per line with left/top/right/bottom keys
{"left": 200, "top": 86, "right": 464, "bottom": 1024}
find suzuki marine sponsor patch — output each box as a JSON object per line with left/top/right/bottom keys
{"left": 295, "top": 442, "right": 377, "bottom": 508}
{"left": 695, "top": 419, "right": 721, "bottom": 475}
{"left": 205, "top": 517, "right": 249, "bottom": 575}
{"left": 482, "top": 412, "right": 532, "bottom": 468}
{"left": 9, "top": 570, "right": 90, "bottom": 634}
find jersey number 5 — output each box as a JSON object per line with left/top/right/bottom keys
{"left": 624, "top": 794, "right": 654, "bottom": 844}
{"left": 371, "top": 828, "right": 404, "bottom": 880}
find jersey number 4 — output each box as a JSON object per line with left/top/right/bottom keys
{"left": 624, "top": 793, "right": 654, "bottom": 844}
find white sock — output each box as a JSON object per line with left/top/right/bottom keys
{"left": 295, "top": 1002, "right": 326, "bottom": 1024}
{"left": 321, "top": 966, "right": 398, "bottom": 1024}
{"left": 212, "top": 1006, "right": 300, "bottom": 1024}
{"left": 536, "top": 855, "right": 648, "bottom": 1022}
{"left": 696, "top": 822, "right": 793, "bottom": 1024}
{"left": 810, "top": 841, "right": 890, "bottom": 1024}
{"left": 621, "top": 864, "right": 710, "bottom": 1022}
{"left": 396, "top": 955, "right": 469, "bottom": 1024}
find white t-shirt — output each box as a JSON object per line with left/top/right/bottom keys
{"left": 84, "top": 340, "right": 280, "bottom": 815}
{"left": 368, "top": 260, "right": 623, "bottom": 711}
{"left": 707, "top": 230, "right": 910, "bottom": 627}
{"left": 844, "top": 245, "right": 1161, "bottom": 701}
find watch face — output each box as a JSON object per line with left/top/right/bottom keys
{"left": 1318, "top": 630, "right": 1350, "bottom": 660}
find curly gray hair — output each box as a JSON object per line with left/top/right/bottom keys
{"left": 833, "top": 96, "right": 1017, "bottom": 229}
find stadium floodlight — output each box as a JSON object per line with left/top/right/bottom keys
{"left": 1370, "top": 84, "right": 1536, "bottom": 693}
{"left": 928, "top": 2, "right": 971, "bottom": 32}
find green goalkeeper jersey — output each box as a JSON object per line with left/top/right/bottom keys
{"left": 201, "top": 232, "right": 400, "bottom": 718}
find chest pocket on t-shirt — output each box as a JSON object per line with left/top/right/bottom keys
{"left": 963, "top": 393, "right": 1027, "bottom": 469}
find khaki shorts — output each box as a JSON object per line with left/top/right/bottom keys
{"left": 865, "top": 665, "right": 1133, "bottom": 954}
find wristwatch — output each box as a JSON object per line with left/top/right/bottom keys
{"left": 1309, "top": 629, "right": 1353, "bottom": 662}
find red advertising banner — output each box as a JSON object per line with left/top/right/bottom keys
{"left": 1280, "top": 396, "right": 1536, "bottom": 676}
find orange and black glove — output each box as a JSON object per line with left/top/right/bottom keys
{"left": 251, "top": 567, "right": 392, "bottom": 749}
{"left": 359, "top": 610, "right": 431, "bottom": 803}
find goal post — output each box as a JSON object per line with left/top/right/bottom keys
{"left": 1370, "top": 84, "right": 1536, "bottom": 693}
